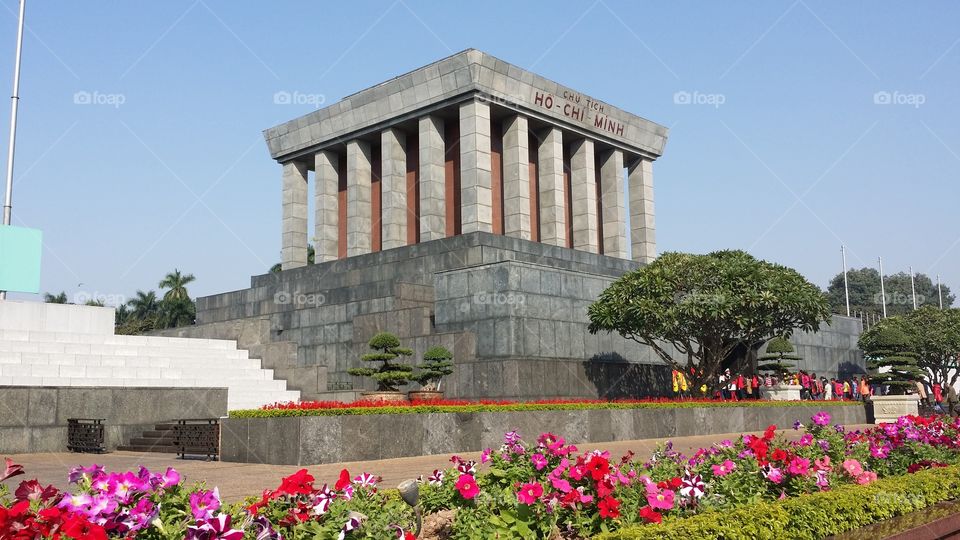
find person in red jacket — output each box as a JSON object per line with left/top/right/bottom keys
{"left": 735, "top": 373, "right": 746, "bottom": 401}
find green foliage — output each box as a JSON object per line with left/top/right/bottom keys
{"left": 826, "top": 267, "right": 955, "bottom": 317}
{"left": 862, "top": 307, "right": 960, "bottom": 389}
{"left": 229, "top": 400, "right": 861, "bottom": 418}
{"left": 270, "top": 244, "right": 315, "bottom": 273}
{"left": 859, "top": 325, "right": 924, "bottom": 393}
{"left": 757, "top": 336, "right": 802, "bottom": 377}
{"left": 158, "top": 268, "right": 196, "bottom": 302}
{"left": 43, "top": 291, "right": 68, "bottom": 303}
{"left": 587, "top": 250, "right": 830, "bottom": 391}
{"left": 595, "top": 465, "right": 960, "bottom": 540}
{"left": 412, "top": 346, "right": 455, "bottom": 390}
{"left": 348, "top": 331, "right": 415, "bottom": 391}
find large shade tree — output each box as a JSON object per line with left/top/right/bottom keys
{"left": 859, "top": 325, "right": 923, "bottom": 394}
{"left": 826, "top": 268, "right": 954, "bottom": 317}
{"left": 587, "top": 250, "right": 831, "bottom": 392}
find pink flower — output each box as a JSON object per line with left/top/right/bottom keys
{"left": 787, "top": 456, "right": 810, "bottom": 476}
{"left": 815, "top": 456, "right": 832, "bottom": 471}
{"left": 160, "top": 467, "right": 181, "bottom": 488}
{"left": 797, "top": 434, "right": 814, "bottom": 447}
{"left": 531, "top": 453, "right": 548, "bottom": 471}
{"left": 550, "top": 476, "right": 572, "bottom": 493}
{"left": 711, "top": 460, "right": 736, "bottom": 477}
{"left": 856, "top": 471, "right": 877, "bottom": 485}
{"left": 842, "top": 459, "right": 863, "bottom": 477}
{"left": 480, "top": 448, "right": 492, "bottom": 463}
{"left": 811, "top": 411, "right": 831, "bottom": 426}
{"left": 455, "top": 474, "right": 480, "bottom": 499}
{"left": 763, "top": 465, "right": 784, "bottom": 484}
{"left": 645, "top": 484, "right": 675, "bottom": 510}
{"left": 516, "top": 481, "right": 543, "bottom": 505}
{"left": 189, "top": 488, "right": 221, "bottom": 521}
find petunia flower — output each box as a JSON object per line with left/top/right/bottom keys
{"left": 189, "top": 488, "right": 221, "bottom": 521}
{"left": 711, "top": 460, "right": 736, "bottom": 477}
{"left": 516, "top": 481, "right": 543, "bottom": 505}
{"left": 811, "top": 411, "right": 831, "bottom": 427}
{"left": 639, "top": 505, "right": 662, "bottom": 524}
{"left": 680, "top": 473, "right": 705, "bottom": 499}
{"left": 455, "top": 474, "right": 479, "bottom": 499}
{"left": 645, "top": 484, "right": 675, "bottom": 510}
{"left": 531, "top": 453, "right": 548, "bottom": 471}
{"left": 427, "top": 469, "right": 444, "bottom": 486}
{"left": 598, "top": 496, "right": 620, "bottom": 519}
{"left": 186, "top": 513, "right": 244, "bottom": 540}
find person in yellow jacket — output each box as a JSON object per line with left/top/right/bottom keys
{"left": 672, "top": 369, "right": 689, "bottom": 399}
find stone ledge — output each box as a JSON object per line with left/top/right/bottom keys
{"left": 221, "top": 403, "right": 867, "bottom": 465}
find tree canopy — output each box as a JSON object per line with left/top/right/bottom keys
{"left": 826, "top": 267, "right": 954, "bottom": 317}
{"left": 587, "top": 250, "right": 831, "bottom": 391}
{"left": 858, "top": 307, "right": 960, "bottom": 388}
{"left": 859, "top": 325, "right": 924, "bottom": 394}
{"left": 348, "top": 332, "right": 415, "bottom": 392}
{"left": 757, "top": 336, "right": 802, "bottom": 378}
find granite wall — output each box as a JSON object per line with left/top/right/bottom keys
{"left": 159, "top": 232, "right": 864, "bottom": 402}
{"left": 0, "top": 386, "right": 227, "bottom": 454}
{"left": 221, "top": 403, "right": 867, "bottom": 465}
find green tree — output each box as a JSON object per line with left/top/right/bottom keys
{"left": 127, "top": 290, "right": 160, "bottom": 320}
{"left": 43, "top": 291, "right": 68, "bottom": 303}
{"left": 757, "top": 336, "right": 801, "bottom": 378}
{"left": 158, "top": 268, "right": 196, "bottom": 301}
{"left": 159, "top": 297, "right": 196, "bottom": 328}
{"left": 412, "top": 346, "right": 455, "bottom": 391}
{"left": 114, "top": 304, "right": 132, "bottom": 326}
{"left": 587, "top": 250, "right": 831, "bottom": 392}
{"left": 348, "top": 332, "right": 414, "bottom": 391}
{"left": 826, "top": 267, "right": 954, "bottom": 317}
{"left": 862, "top": 307, "right": 960, "bottom": 389}
{"left": 859, "top": 325, "right": 924, "bottom": 394}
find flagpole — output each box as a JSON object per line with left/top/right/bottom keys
{"left": 0, "top": 0, "right": 26, "bottom": 302}
{"left": 842, "top": 245, "right": 850, "bottom": 316}
{"left": 878, "top": 257, "right": 887, "bottom": 318}
{"left": 938, "top": 274, "right": 944, "bottom": 309}
{"left": 910, "top": 266, "right": 917, "bottom": 310}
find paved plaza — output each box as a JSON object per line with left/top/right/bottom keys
{"left": 6, "top": 425, "right": 872, "bottom": 503}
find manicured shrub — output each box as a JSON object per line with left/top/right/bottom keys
{"left": 347, "top": 331, "right": 415, "bottom": 391}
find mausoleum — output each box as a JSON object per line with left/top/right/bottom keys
{"left": 161, "top": 49, "right": 863, "bottom": 402}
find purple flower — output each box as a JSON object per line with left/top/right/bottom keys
{"left": 161, "top": 467, "right": 181, "bottom": 488}
{"left": 793, "top": 420, "right": 802, "bottom": 430}
{"left": 504, "top": 430, "right": 521, "bottom": 446}
{"left": 797, "top": 434, "right": 813, "bottom": 447}
{"left": 189, "top": 488, "right": 221, "bottom": 521}
{"left": 186, "top": 513, "right": 244, "bottom": 540}
{"left": 811, "top": 412, "right": 831, "bottom": 427}
{"left": 68, "top": 464, "right": 105, "bottom": 484}
{"left": 58, "top": 492, "right": 93, "bottom": 514}
{"left": 834, "top": 425, "right": 845, "bottom": 434}
{"left": 818, "top": 440, "right": 830, "bottom": 452}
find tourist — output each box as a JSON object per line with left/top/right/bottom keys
{"left": 735, "top": 372, "right": 746, "bottom": 400}
{"left": 933, "top": 382, "right": 944, "bottom": 412}
{"left": 799, "top": 371, "right": 810, "bottom": 400}
{"left": 833, "top": 379, "right": 844, "bottom": 401}
{"left": 859, "top": 377, "right": 871, "bottom": 401}
{"left": 672, "top": 368, "right": 688, "bottom": 400}
{"left": 824, "top": 377, "right": 833, "bottom": 400}
{"left": 915, "top": 380, "right": 928, "bottom": 407}
{"left": 719, "top": 369, "right": 731, "bottom": 400}
{"left": 851, "top": 377, "right": 860, "bottom": 401}
{"left": 842, "top": 379, "right": 851, "bottom": 400}
{"left": 947, "top": 385, "right": 959, "bottom": 416}
{"left": 810, "top": 372, "right": 820, "bottom": 400}
{"left": 751, "top": 373, "right": 761, "bottom": 399}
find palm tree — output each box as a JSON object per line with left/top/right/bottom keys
{"left": 159, "top": 269, "right": 196, "bottom": 301}
{"left": 159, "top": 297, "right": 196, "bottom": 328}
{"left": 43, "top": 291, "right": 68, "bottom": 303}
{"left": 115, "top": 304, "right": 132, "bottom": 326}
{"left": 127, "top": 290, "right": 160, "bottom": 320}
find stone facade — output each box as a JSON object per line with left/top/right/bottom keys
{"left": 222, "top": 403, "right": 868, "bottom": 465}
{"left": 269, "top": 49, "right": 667, "bottom": 265}
{"left": 174, "top": 232, "right": 865, "bottom": 403}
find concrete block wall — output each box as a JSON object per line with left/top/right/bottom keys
{"left": 0, "top": 386, "right": 227, "bottom": 454}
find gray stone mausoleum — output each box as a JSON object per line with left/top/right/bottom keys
{"left": 163, "top": 49, "right": 864, "bottom": 402}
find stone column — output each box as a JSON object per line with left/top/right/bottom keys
{"left": 459, "top": 99, "right": 493, "bottom": 233}
{"left": 537, "top": 127, "right": 565, "bottom": 247}
{"left": 628, "top": 158, "right": 656, "bottom": 263}
{"left": 501, "top": 115, "right": 531, "bottom": 240}
{"left": 418, "top": 116, "right": 445, "bottom": 241}
{"left": 598, "top": 149, "right": 628, "bottom": 259}
{"left": 346, "top": 140, "right": 372, "bottom": 257}
{"left": 281, "top": 160, "right": 308, "bottom": 270}
{"left": 314, "top": 150, "right": 339, "bottom": 263}
{"left": 380, "top": 128, "right": 407, "bottom": 250}
{"left": 569, "top": 138, "right": 599, "bottom": 253}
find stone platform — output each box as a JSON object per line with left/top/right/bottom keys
{"left": 156, "top": 232, "right": 865, "bottom": 402}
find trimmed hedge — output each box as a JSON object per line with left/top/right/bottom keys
{"left": 229, "top": 400, "right": 863, "bottom": 418}
{"left": 594, "top": 465, "right": 960, "bottom": 540}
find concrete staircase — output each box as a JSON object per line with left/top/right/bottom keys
{"left": 116, "top": 422, "right": 177, "bottom": 453}
{"left": 0, "top": 302, "right": 299, "bottom": 410}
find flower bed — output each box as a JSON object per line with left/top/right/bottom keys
{"left": 231, "top": 397, "right": 865, "bottom": 417}
{"left": 2, "top": 414, "right": 958, "bottom": 539}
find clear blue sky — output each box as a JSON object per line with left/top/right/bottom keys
{"left": 3, "top": 1, "right": 958, "bottom": 305}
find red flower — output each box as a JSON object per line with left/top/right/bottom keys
{"left": 455, "top": 474, "right": 480, "bottom": 499}
{"left": 763, "top": 425, "right": 777, "bottom": 441}
{"left": 598, "top": 496, "right": 620, "bottom": 519}
{"left": 0, "top": 458, "right": 24, "bottom": 482}
{"left": 771, "top": 448, "right": 789, "bottom": 463}
{"left": 278, "top": 469, "right": 315, "bottom": 496}
{"left": 639, "top": 505, "right": 662, "bottom": 524}
{"left": 335, "top": 469, "right": 352, "bottom": 491}
{"left": 585, "top": 455, "right": 610, "bottom": 481}
{"left": 596, "top": 478, "right": 615, "bottom": 498}
{"left": 62, "top": 515, "right": 108, "bottom": 540}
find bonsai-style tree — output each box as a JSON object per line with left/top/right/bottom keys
{"left": 412, "top": 346, "right": 455, "bottom": 391}
{"left": 860, "top": 325, "right": 924, "bottom": 395}
{"left": 758, "top": 336, "right": 801, "bottom": 380}
{"left": 587, "top": 250, "right": 831, "bottom": 393}
{"left": 348, "top": 332, "right": 414, "bottom": 392}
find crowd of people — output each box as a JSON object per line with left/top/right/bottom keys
{"left": 670, "top": 367, "right": 960, "bottom": 413}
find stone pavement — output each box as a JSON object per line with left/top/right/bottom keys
{"left": 5, "top": 425, "right": 873, "bottom": 503}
